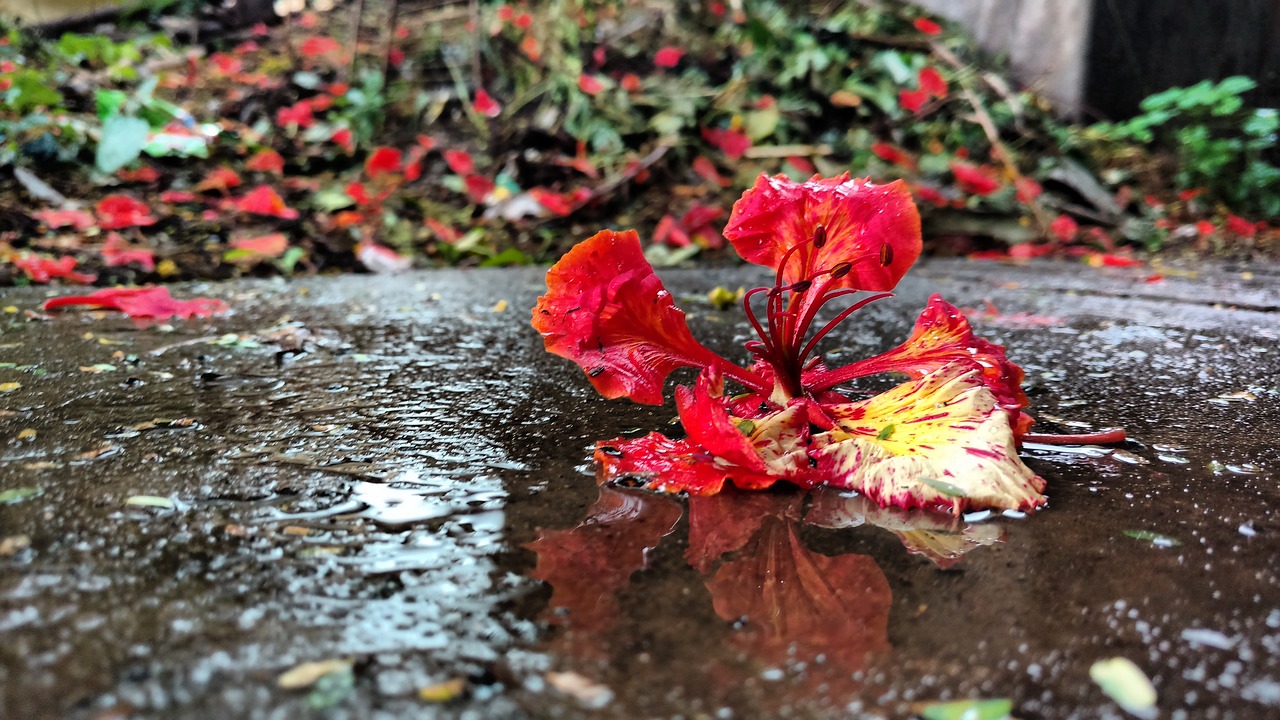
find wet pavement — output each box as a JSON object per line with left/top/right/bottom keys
{"left": 0, "top": 258, "right": 1278, "bottom": 719}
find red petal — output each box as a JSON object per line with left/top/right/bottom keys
{"left": 675, "top": 371, "right": 771, "bottom": 475}
{"left": 723, "top": 173, "right": 921, "bottom": 291}
{"left": 101, "top": 233, "right": 156, "bottom": 271}
{"left": 577, "top": 73, "right": 605, "bottom": 95}
{"left": 654, "top": 47, "right": 685, "bottom": 68}
{"left": 594, "top": 433, "right": 740, "bottom": 495}
{"left": 1050, "top": 214, "right": 1079, "bottom": 241}
{"left": 950, "top": 160, "right": 1002, "bottom": 196}
{"left": 246, "top": 149, "right": 285, "bottom": 174}
{"left": 43, "top": 287, "right": 228, "bottom": 319}
{"left": 532, "top": 229, "right": 722, "bottom": 404}
{"left": 811, "top": 294, "right": 1030, "bottom": 431}
{"left": 918, "top": 67, "right": 947, "bottom": 96}
{"left": 473, "top": 89, "right": 501, "bottom": 118}
{"left": 229, "top": 232, "right": 288, "bottom": 258}
{"left": 913, "top": 17, "right": 942, "bottom": 35}
{"left": 701, "top": 127, "right": 751, "bottom": 159}
{"left": 229, "top": 185, "right": 299, "bottom": 219}
{"left": 364, "top": 147, "right": 403, "bottom": 178}
{"left": 194, "top": 166, "right": 243, "bottom": 193}
{"left": 33, "top": 208, "right": 94, "bottom": 231}
{"left": 443, "top": 149, "right": 474, "bottom": 175}
{"left": 96, "top": 194, "right": 158, "bottom": 230}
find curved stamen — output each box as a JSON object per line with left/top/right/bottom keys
{"left": 741, "top": 287, "right": 779, "bottom": 361}
{"left": 797, "top": 292, "right": 894, "bottom": 365}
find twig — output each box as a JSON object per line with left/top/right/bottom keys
{"left": 743, "top": 144, "right": 833, "bottom": 159}
{"left": 931, "top": 40, "right": 1054, "bottom": 236}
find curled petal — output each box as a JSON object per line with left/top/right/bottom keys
{"left": 811, "top": 294, "right": 1030, "bottom": 432}
{"left": 813, "top": 362, "right": 1045, "bottom": 514}
{"left": 533, "top": 230, "right": 723, "bottom": 404}
{"left": 676, "top": 371, "right": 770, "bottom": 474}
{"left": 723, "top": 173, "right": 921, "bottom": 291}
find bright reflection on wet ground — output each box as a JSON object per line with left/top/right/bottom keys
{"left": 0, "top": 260, "right": 1277, "bottom": 719}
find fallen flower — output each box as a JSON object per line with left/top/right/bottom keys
{"left": 33, "top": 208, "right": 94, "bottom": 231}
{"left": 246, "top": 149, "right": 286, "bottom": 174}
{"left": 444, "top": 149, "right": 475, "bottom": 175}
{"left": 702, "top": 127, "right": 752, "bottom": 159}
{"left": 654, "top": 47, "right": 685, "bottom": 68}
{"left": 364, "top": 147, "right": 402, "bottom": 178}
{"left": 97, "top": 194, "right": 158, "bottom": 230}
{"left": 194, "top": 166, "right": 243, "bottom": 193}
{"left": 227, "top": 185, "right": 300, "bottom": 219}
{"left": 43, "top": 286, "right": 229, "bottom": 319}
{"left": 473, "top": 89, "right": 502, "bottom": 118}
{"left": 949, "top": 160, "right": 1002, "bottom": 196}
{"left": 534, "top": 174, "right": 1071, "bottom": 514}
{"left": 101, "top": 232, "right": 157, "bottom": 271}
{"left": 13, "top": 253, "right": 97, "bottom": 284}
{"left": 356, "top": 240, "right": 411, "bottom": 273}
{"left": 1050, "top": 214, "right": 1079, "bottom": 241}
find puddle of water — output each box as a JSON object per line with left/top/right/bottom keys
{"left": 0, "top": 267, "right": 1277, "bottom": 719}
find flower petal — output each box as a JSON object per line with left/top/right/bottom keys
{"left": 594, "top": 433, "right": 742, "bottom": 495}
{"left": 812, "top": 362, "right": 1045, "bottom": 514}
{"left": 723, "top": 173, "right": 921, "bottom": 291}
{"left": 533, "top": 229, "right": 722, "bottom": 404}
{"left": 811, "top": 294, "right": 1030, "bottom": 433}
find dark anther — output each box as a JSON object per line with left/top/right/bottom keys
{"left": 830, "top": 262, "right": 851, "bottom": 279}
{"left": 789, "top": 279, "right": 813, "bottom": 293}
{"left": 879, "top": 244, "right": 894, "bottom": 266}
{"left": 599, "top": 445, "right": 624, "bottom": 457}
{"left": 589, "top": 367, "right": 607, "bottom": 377}
{"left": 812, "top": 224, "right": 827, "bottom": 249}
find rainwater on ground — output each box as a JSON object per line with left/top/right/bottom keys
{"left": 1, "top": 259, "right": 1277, "bottom": 719}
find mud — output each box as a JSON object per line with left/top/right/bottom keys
{"left": 1, "top": 258, "right": 1277, "bottom": 719}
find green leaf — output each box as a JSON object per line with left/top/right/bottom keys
{"left": 1090, "top": 657, "right": 1157, "bottom": 718}
{"left": 1123, "top": 530, "right": 1181, "bottom": 547}
{"left": 125, "top": 495, "right": 175, "bottom": 508}
{"left": 143, "top": 131, "right": 208, "bottom": 159}
{"left": 0, "top": 486, "right": 43, "bottom": 504}
{"left": 5, "top": 71, "right": 64, "bottom": 113}
{"left": 917, "top": 698, "right": 1013, "bottom": 720}
{"left": 96, "top": 115, "right": 150, "bottom": 173}
{"left": 744, "top": 106, "right": 780, "bottom": 142}
{"left": 96, "top": 89, "right": 128, "bottom": 120}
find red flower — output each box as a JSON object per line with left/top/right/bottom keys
{"left": 246, "top": 149, "right": 285, "bottom": 174}
{"left": 870, "top": 141, "right": 917, "bottom": 171}
{"left": 13, "top": 254, "right": 97, "bottom": 284}
{"left": 913, "top": 17, "right": 942, "bottom": 35}
{"left": 473, "top": 89, "right": 501, "bottom": 118}
{"left": 229, "top": 232, "right": 289, "bottom": 259}
{"left": 1050, "top": 214, "right": 1079, "bottom": 242}
{"left": 531, "top": 174, "right": 1086, "bottom": 514}
{"left": 275, "top": 101, "right": 315, "bottom": 129}
{"left": 364, "top": 147, "right": 403, "bottom": 178}
{"left": 692, "top": 155, "right": 730, "bottom": 187}
{"left": 117, "top": 165, "right": 161, "bottom": 183}
{"left": 33, "top": 208, "right": 95, "bottom": 231}
{"left": 299, "top": 36, "right": 341, "bottom": 58}
{"left": 949, "top": 160, "right": 1002, "bottom": 196}
{"left": 654, "top": 47, "right": 685, "bottom": 68}
{"left": 96, "top": 194, "right": 158, "bottom": 230}
{"left": 444, "top": 149, "right": 475, "bottom": 175}
{"left": 577, "top": 73, "right": 605, "bottom": 95}
{"left": 43, "top": 286, "right": 228, "bottom": 319}
{"left": 701, "top": 127, "right": 752, "bottom": 159}
{"left": 345, "top": 182, "right": 370, "bottom": 206}
{"left": 194, "top": 166, "right": 243, "bottom": 193}
{"left": 899, "top": 67, "right": 947, "bottom": 112}
{"left": 1196, "top": 220, "right": 1217, "bottom": 237}
{"left": 620, "top": 73, "right": 641, "bottom": 92}
{"left": 228, "top": 185, "right": 300, "bottom": 219}
{"left": 101, "top": 233, "right": 156, "bottom": 271}
{"left": 1015, "top": 177, "right": 1043, "bottom": 203}
{"left": 330, "top": 127, "right": 355, "bottom": 154}
{"left": 464, "top": 174, "right": 495, "bottom": 203}
{"left": 1226, "top": 214, "right": 1257, "bottom": 237}
{"left": 514, "top": 12, "right": 533, "bottom": 29}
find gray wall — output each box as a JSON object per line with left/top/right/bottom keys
{"left": 913, "top": 0, "right": 1092, "bottom": 115}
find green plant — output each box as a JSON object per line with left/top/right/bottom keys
{"left": 1087, "top": 77, "right": 1280, "bottom": 218}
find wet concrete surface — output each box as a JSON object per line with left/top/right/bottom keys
{"left": 0, "top": 258, "right": 1277, "bottom": 719}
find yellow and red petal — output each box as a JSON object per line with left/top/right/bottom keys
{"left": 723, "top": 173, "right": 921, "bottom": 291}
{"left": 813, "top": 362, "right": 1045, "bottom": 514}
{"left": 811, "top": 294, "right": 1029, "bottom": 426}
{"left": 532, "top": 230, "right": 722, "bottom": 404}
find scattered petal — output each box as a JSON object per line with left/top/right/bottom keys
{"left": 43, "top": 287, "right": 229, "bottom": 319}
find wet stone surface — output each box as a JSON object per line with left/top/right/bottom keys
{"left": 0, "top": 258, "right": 1278, "bottom": 719}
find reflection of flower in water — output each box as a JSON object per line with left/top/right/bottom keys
{"left": 691, "top": 492, "right": 891, "bottom": 674}
{"left": 525, "top": 486, "right": 1002, "bottom": 700}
